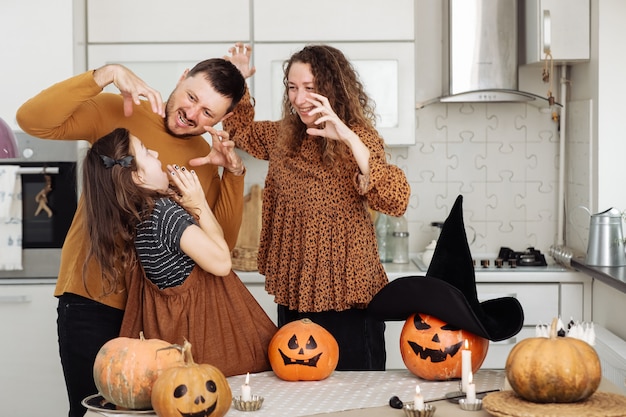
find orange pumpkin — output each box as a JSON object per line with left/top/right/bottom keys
{"left": 93, "top": 332, "right": 182, "bottom": 410}
{"left": 400, "top": 313, "right": 489, "bottom": 381}
{"left": 505, "top": 318, "right": 601, "bottom": 403}
{"left": 268, "top": 318, "right": 339, "bottom": 381}
{"left": 151, "top": 340, "right": 232, "bottom": 417}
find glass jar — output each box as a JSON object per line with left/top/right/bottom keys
{"left": 375, "top": 213, "right": 392, "bottom": 263}
{"left": 390, "top": 215, "right": 409, "bottom": 264}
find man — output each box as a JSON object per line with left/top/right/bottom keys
{"left": 16, "top": 45, "right": 253, "bottom": 417}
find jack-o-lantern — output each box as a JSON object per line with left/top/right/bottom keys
{"left": 400, "top": 313, "right": 489, "bottom": 381}
{"left": 268, "top": 318, "right": 339, "bottom": 381}
{"left": 151, "top": 341, "right": 232, "bottom": 417}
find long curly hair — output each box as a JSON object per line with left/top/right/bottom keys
{"left": 279, "top": 45, "right": 379, "bottom": 167}
{"left": 81, "top": 128, "right": 167, "bottom": 296}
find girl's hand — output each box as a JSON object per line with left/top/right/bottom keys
{"left": 167, "top": 164, "right": 206, "bottom": 212}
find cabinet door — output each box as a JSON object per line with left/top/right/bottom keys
{"left": 253, "top": 42, "right": 415, "bottom": 146}
{"left": 88, "top": 43, "right": 238, "bottom": 99}
{"left": 0, "top": 283, "right": 67, "bottom": 417}
{"left": 87, "top": 0, "right": 250, "bottom": 43}
{"left": 253, "top": 0, "right": 414, "bottom": 41}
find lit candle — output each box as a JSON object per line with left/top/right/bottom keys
{"left": 241, "top": 372, "right": 251, "bottom": 402}
{"left": 461, "top": 339, "right": 471, "bottom": 392}
{"left": 466, "top": 371, "right": 476, "bottom": 404}
{"left": 413, "top": 384, "right": 424, "bottom": 411}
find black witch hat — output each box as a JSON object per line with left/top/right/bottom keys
{"left": 368, "top": 195, "right": 524, "bottom": 342}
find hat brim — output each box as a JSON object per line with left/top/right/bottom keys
{"left": 367, "top": 275, "right": 524, "bottom": 342}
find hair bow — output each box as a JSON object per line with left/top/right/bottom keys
{"left": 100, "top": 154, "right": 134, "bottom": 169}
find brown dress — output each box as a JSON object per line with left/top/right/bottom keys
{"left": 120, "top": 265, "right": 277, "bottom": 376}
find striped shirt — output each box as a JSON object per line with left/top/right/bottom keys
{"left": 135, "top": 197, "right": 196, "bottom": 289}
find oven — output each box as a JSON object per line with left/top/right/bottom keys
{"left": 0, "top": 131, "right": 80, "bottom": 279}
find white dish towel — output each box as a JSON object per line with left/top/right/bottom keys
{"left": 0, "top": 165, "right": 23, "bottom": 270}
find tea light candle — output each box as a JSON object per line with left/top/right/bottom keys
{"left": 466, "top": 371, "right": 476, "bottom": 404}
{"left": 461, "top": 339, "right": 471, "bottom": 392}
{"left": 241, "top": 372, "right": 251, "bottom": 402}
{"left": 413, "top": 384, "right": 424, "bottom": 411}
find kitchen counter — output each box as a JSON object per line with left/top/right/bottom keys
{"left": 571, "top": 255, "right": 626, "bottom": 294}
{"left": 82, "top": 371, "right": 624, "bottom": 417}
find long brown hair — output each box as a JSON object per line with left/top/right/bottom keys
{"left": 280, "top": 45, "right": 379, "bottom": 166}
{"left": 81, "top": 128, "right": 166, "bottom": 296}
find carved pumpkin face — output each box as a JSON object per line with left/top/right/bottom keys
{"left": 400, "top": 313, "right": 489, "bottom": 381}
{"left": 151, "top": 342, "right": 231, "bottom": 417}
{"left": 268, "top": 318, "right": 339, "bottom": 381}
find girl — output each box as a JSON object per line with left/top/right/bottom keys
{"left": 82, "top": 127, "right": 276, "bottom": 376}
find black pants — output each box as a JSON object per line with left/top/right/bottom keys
{"left": 277, "top": 305, "right": 386, "bottom": 371}
{"left": 57, "top": 293, "right": 124, "bottom": 417}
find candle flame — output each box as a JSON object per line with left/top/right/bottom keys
{"left": 415, "top": 385, "right": 421, "bottom": 394}
{"left": 245, "top": 372, "right": 250, "bottom": 385}
{"left": 464, "top": 339, "right": 469, "bottom": 349}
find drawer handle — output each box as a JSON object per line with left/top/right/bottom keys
{"left": 491, "top": 337, "right": 516, "bottom": 345}
{"left": 0, "top": 295, "right": 32, "bottom": 304}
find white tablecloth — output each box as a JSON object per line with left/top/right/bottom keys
{"left": 226, "top": 369, "right": 504, "bottom": 417}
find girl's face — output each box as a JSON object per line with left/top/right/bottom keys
{"left": 129, "top": 134, "right": 169, "bottom": 192}
{"left": 287, "top": 62, "right": 318, "bottom": 128}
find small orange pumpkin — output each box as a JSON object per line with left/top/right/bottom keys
{"left": 93, "top": 332, "right": 182, "bottom": 410}
{"left": 505, "top": 317, "right": 601, "bottom": 403}
{"left": 151, "top": 340, "right": 232, "bottom": 417}
{"left": 400, "top": 313, "right": 489, "bottom": 381}
{"left": 268, "top": 318, "right": 339, "bottom": 381}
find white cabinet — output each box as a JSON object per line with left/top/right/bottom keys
{"left": 87, "top": 0, "right": 250, "bottom": 43}
{"left": 238, "top": 268, "right": 592, "bottom": 370}
{"left": 253, "top": 42, "right": 415, "bottom": 146}
{"left": 0, "top": 0, "right": 74, "bottom": 130}
{"left": 253, "top": 0, "right": 414, "bottom": 42}
{"left": 0, "top": 282, "right": 67, "bottom": 417}
{"left": 88, "top": 43, "right": 238, "bottom": 98}
{"left": 523, "top": 0, "right": 590, "bottom": 64}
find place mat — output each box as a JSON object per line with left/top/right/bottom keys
{"left": 483, "top": 390, "right": 626, "bottom": 417}
{"left": 226, "top": 370, "right": 505, "bottom": 417}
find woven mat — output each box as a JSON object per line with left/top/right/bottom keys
{"left": 483, "top": 390, "right": 626, "bottom": 417}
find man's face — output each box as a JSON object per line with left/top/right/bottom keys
{"left": 164, "top": 73, "right": 232, "bottom": 138}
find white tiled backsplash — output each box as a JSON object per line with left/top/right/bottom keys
{"left": 238, "top": 101, "right": 575, "bottom": 257}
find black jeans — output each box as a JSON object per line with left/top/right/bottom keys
{"left": 57, "top": 293, "right": 124, "bottom": 417}
{"left": 278, "top": 305, "right": 386, "bottom": 371}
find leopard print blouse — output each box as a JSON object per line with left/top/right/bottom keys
{"left": 224, "top": 90, "right": 411, "bottom": 313}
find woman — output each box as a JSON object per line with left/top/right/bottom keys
{"left": 82, "top": 127, "right": 276, "bottom": 376}
{"left": 223, "top": 44, "right": 411, "bottom": 370}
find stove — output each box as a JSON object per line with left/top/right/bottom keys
{"left": 413, "top": 247, "right": 568, "bottom": 273}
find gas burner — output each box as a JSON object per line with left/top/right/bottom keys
{"left": 473, "top": 247, "right": 548, "bottom": 269}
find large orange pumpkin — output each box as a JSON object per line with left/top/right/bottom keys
{"left": 151, "top": 340, "right": 232, "bottom": 417}
{"left": 93, "top": 332, "right": 182, "bottom": 410}
{"left": 400, "top": 313, "right": 489, "bottom": 381}
{"left": 505, "top": 317, "right": 601, "bottom": 403}
{"left": 268, "top": 318, "right": 339, "bottom": 381}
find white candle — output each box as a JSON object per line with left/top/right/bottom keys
{"left": 466, "top": 371, "right": 476, "bottom": 404}
{"left": 413, "top": 384, "right": 424, "bottom": 411}
{"left": 461, "top": 339, "right": 471, "bottom": 392}
{"left": 241, "top": 372, "right": 252, "bottom": 402}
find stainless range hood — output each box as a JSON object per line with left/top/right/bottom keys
{"left": 435, "top": 0, "right": 553, "bottom": 105}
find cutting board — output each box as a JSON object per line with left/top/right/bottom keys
{"left": 232, "top": 184, "right": 262, "bottom": 271}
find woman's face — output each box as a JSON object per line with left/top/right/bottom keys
{"left": 287, "top": 62, "right": 318, "bottom": 128}
{"left": 129, "top": 134, "right": 169, "bottom": 192}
